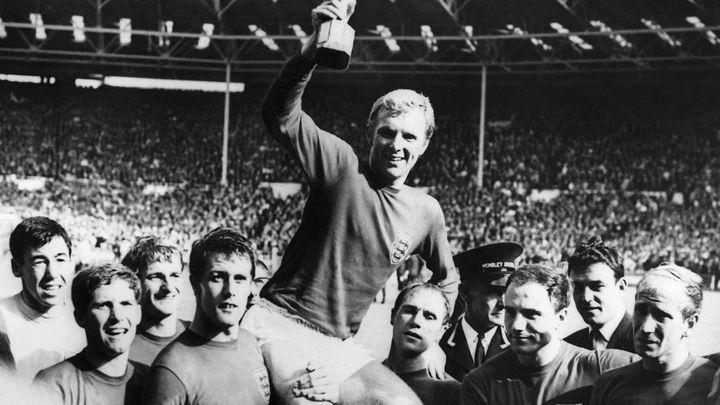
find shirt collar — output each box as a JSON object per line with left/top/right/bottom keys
{"left": 596, "top": 311, "right": 625, "bottom": 341}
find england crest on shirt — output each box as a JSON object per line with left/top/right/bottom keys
{"left": 253, "top": 367, "right": 271, "bottom": 403}
{"left": 390, "top": 232, "right": 412, "bottom": 265}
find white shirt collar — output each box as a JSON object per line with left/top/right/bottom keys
{"left": 461, "top": 317, "right": 497, "bottom": 361}
{"left": 595, "top": 311, "right": 625, "bottom": 342}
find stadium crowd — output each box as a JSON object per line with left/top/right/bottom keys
{"left": 2, "top": 80, "right": 720, "bottom": 279}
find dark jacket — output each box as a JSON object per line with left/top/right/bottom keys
{"left": 439, "top": 320, "right": 510, "bottom": 382}
{"left": 564, "top": 312, "right": 635, "bottom": 353}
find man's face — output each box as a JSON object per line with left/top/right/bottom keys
{"left": 80, "top": 279, "right": 141, "bottom": 358}
{"left": 571, "top": 263, "right": 626, "bottom": 329}
{"left": 633, "top": 277, "right": 695, "bottom": 361}
{"left": 368, "top": 108, "right": 429, "bottom": 187}
{"left": 141, "top": 258, "right": 183, "bottom": 321}
{"left": 197, "top": 253, "right": 253, "bottom": 330}
{"left": 391, "top": 288, "right": 446, "bottom": 356}
{"left": 461, "top": 281, "right": 506, "bottom": 332}
{"left": 504, "top": 282, "right": 565, "bottom": 355}
{"left": 12, "top": 236, "right": 73, "bottom": 312}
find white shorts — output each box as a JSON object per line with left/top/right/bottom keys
{"left": 241, "top": 299, "right": 374, "bottom": 402}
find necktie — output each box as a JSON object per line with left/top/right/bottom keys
{"left": 590, "top": 329, "right": 607, "bottom": 350}
{"left": 474, "top": 334, "right": 485, "bottom": 366}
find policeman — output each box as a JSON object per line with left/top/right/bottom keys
{"left": 440, "top": 242, "right": 523, "bottom": 381}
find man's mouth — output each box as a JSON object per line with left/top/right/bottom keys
{"left": 40, "top": 284, "right": 63, "bottom": 292}
{"left": 403, "top": 331, "right": 422, "bottom": 340}
{"left": 218, "top": 302, "right": 238, "bottom": 310}
{"left": 105, "top": 327, "right": 129, "bottom": 336}
{"left": 386, "top": 154, "right": 405, "bottom": 163}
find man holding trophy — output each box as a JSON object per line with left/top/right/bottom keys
{"left": 240, "top": 0, "right": 459, "bottom": 403}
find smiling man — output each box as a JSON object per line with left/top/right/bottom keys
{"left": 384, "top": 283, "right": 460, "bottom": 405}
{"left": 461, "top": 264, "right": 636, "bottom": 405}
{"left": 121, "top": 236, "right": 189, "bottom": 367}
{"left": 0, "top": 217, "right": 85, "bottom": 381}
{"left": 590, "top": 263, "right": 720, "bottom": 405}
{"left": 565, "top": 237, "right": 634, "bottom": 352}
{"left": 242, "top": 1, "right": 458, "bottom": 404}
{"left": 34, "top": 264, "right": 145, "bottom": 404}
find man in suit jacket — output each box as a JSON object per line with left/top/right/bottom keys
{"left": 564, "top": 237, "right": 635, "bottom": 353}
{"left": 440, "top": 242, "right": 522, "bottom": 381}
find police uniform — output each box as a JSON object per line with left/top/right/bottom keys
{"left": 440, "top": 242, "right": 523, "bottom": 382}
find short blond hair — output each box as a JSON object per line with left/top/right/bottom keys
{"left": 366, "top": 89, "right": 435, "bottom": 139}
{"left": 637, "top": 262, "right": 703, "bottom": 320}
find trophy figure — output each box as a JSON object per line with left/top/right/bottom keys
{"left": 315, "top": 0, "right": 355, "bottom": 70}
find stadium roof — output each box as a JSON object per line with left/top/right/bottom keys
{"left": 0, "top": 0, "right": 718, "bottom": 80}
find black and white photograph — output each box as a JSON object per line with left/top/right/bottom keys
{"left": 1, "top": 0, "right": 720, "bottom": 404}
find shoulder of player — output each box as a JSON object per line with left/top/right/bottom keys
{"left": 34, "top": 356, "right": 77, "bottom": 384}
{"left": 398, "top": 188, "right": 444, "bottom": 216}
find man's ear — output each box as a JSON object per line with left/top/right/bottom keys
{"left": 556, "top": 307, "right": 568, "bottom": 325}
{"left": 685, "top": 312, "right": 700, "bottom": 332}
{"left": 74, "top": 309, "right": 87, "bottom": 329}
{"left": 419, "top": 137, "right": 430, "bottom": 156}
{"left": 10, "top": 259, "right": 22, "bottom": 278}
{"left": 616, "top": 277, "right": 628, "bottom": 291}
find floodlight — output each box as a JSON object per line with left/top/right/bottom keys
{"left": 71, "top": 15, "right": 85, "bottom": 43}
{"left": 376, "top": 25, "right": 400, "bottom": 53}
{"left": 159, "top": 20, "right": 173, "bottom": 47}
{"left": 550, "top": 22, "right": 592, "bottom": 51}
{"left": 463, "top": 25, "right": 477, "bottom": 52}
{"left": 420, "top": 25, "right": 437, "bottom": 52}
{"left": 119, "top": 18, "right": 131, "bottom": 46}
{"left": 589, "top": 20, "right": 632, "bottom": 49}
{"left": 507, "top": 24, "right": 551, "bottom": 52}
{"left": 196, "top": 23, "right": 214, "bottom": 50}
{"left": 29, "top": 13, "right": 47, "bottom": 41}
{"left": 249, "top": 24, "right": 279, "bottom": 51}
{"left": 290, "top": 24, "right": 309, "bottom": 45}
{"left": 686, "top": 16, "right": 718, "bottom": 45}
{"left": 641, "top": 18, "right": 681, "bottom": 47}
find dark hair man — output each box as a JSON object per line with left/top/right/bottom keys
{"left": 384, "top": 283, "right": 460, "bottom": 405}
{"left": 241, "top": 1, "right": 458, "bottom": 404}
{"left": 141, "top": 227, "right": 272, "bottom": 404}
{"left": 440, "top": 242, "right": 522, "bottom": 381}
{"left": 34, "top": 264, "right": 145, "bottom": 404}
{"left": 461, "top": 264, "right": 636, "bottom": 405}
{"left": 0, "top": 217, "right": 85, "bottom": 381}
{"left": 565, "top": 237, "right": 634, "bottom": 352}
{"left": 590, "top": 263, "right": 719, "bottom": 405}
{"left": 121, "top": 236, "right": 189, "bottom": 367}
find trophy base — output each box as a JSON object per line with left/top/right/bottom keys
{"left": 316, "top": 48, "right": 352, "bottom": 70}
{"left": 316, "top": 20, "right": 355, "bottom": 70}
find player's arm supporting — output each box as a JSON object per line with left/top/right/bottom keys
{"left": 421, "top": 207, "right": 460, "bottom": 307}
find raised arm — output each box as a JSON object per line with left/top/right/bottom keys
{"left": 260, "top": 0, "right": 357, "bottom": 187}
